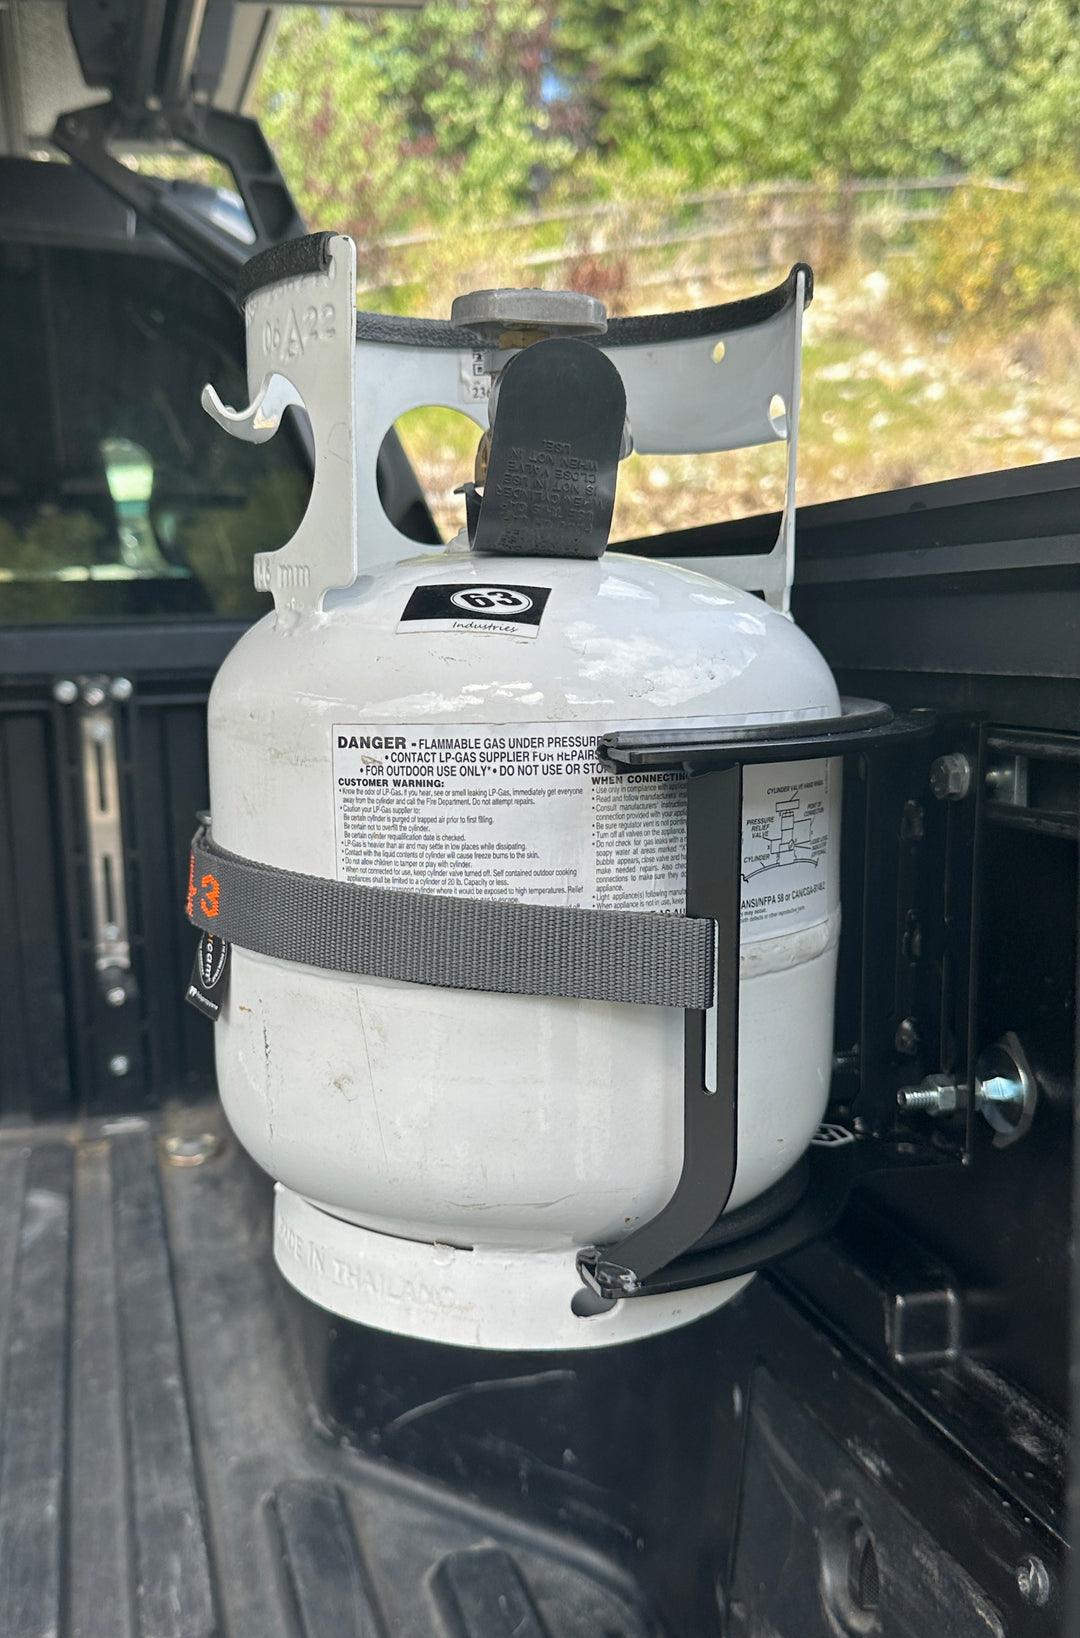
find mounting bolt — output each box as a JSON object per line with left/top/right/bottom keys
{"left": 930, "top": 752, "right": 973, "bottom": 802}
{"left": 109, "top": 677, "right": 134, "bottom": 702}
{"left": 108, "top": 1054, "right": 130, "bottom": 1077}
{"left": 52, "top": 679, "right": 78, "bottom": 704}
{"left": 897, "top": 1075, "right": 958, "bottom": 1115}
{"left": 82, "top": 681, "right": 107, "bottom": 708}
{"left": 104, "top": 986, "right": 126, "bottom": 1008}
{"left": 1016, "top": 1556, "right": 1051, "bottom": 1607}
{"left": 161, "top": 1132, "right": 220, "bottom": 1167}
{"left": 898, "top": 1038, "right": 1035, "bottom": 1143}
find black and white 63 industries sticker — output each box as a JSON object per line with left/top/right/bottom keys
{"left": 398, "top": 582, "right": 551, "bottom": 638}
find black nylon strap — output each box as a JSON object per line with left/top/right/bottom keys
{"left": 187, "top": 826, "right": 714, "bottom": 1009}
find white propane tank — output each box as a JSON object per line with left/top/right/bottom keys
{"left": 196, "top": 237, "right": 842, "bottom": 1350}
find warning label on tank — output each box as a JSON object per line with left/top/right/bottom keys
{"left": 333, "top": 721, "right": 685, "bottom": 913}
{"left": 333, "top": 726, "right": 830, "bottom": 936}
{"left": 740, "top": 759, "right": 831, "bottom": 936}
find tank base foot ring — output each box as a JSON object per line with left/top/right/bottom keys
{"left": 273, "top": 1185, "right": 752, "bottom": 1351}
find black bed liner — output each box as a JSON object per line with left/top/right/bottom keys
{"left": 0, "top": 1112, "right": 657, "bottom": 1638}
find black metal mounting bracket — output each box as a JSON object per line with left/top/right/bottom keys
{"left": 577, "top": 698, "right": 940, "bottom": 1303}
{"left": 51, "top": 99, "right": 305, "bottom": 290}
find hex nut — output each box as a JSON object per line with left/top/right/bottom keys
{"left": 897, "top": 1076, "right": 959, "bottom": 1115}
{"left": 929, "top": 752, "right": 973, "bottom": 802}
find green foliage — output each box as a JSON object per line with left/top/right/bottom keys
{"left": 254, "top": 2, "right": 576, "bottom": 244}
{"left": 941, "top": 0, "right": 1080, "bottom": 174}
{"left": 377, "top": 0, "right": 574, "bottom": 220}
{"left": 170, "top": 468, "right": 311, "bottom": 616}
{"left": 900, "top": 170, "right": 1080, "bottom": 327}
{"left": 256, "top": 0, "right": 1080, "bottom": 234}
{"left": 252, "top": 2, "right": 1080, "bottom": 336}
{"left": 0, "top": 509, "right": 105, "bottom": 576}
{"left": 572, "top": 0, "right": 1080, "bottom": 186}
{"left": 254, "top": 10, "right": 411, "bottom": 260}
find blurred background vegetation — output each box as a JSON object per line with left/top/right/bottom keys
{"left": 249, "top": 1, "right": 1080, "bottom": 536}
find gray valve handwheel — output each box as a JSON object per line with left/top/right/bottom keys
{"left": 451, "top": 287, "right": 608, "bottom": 340}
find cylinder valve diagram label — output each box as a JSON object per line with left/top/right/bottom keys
{"left": 333, "top": 726, "right": 830, "bottom": 938}
{"left": 740, "top": 759, "right": 831, "bottom": 936}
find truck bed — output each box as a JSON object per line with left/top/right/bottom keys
{"left": 0, "top": 1109, "right": 657, "bottom": 1638}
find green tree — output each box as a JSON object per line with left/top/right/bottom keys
{"left": 254, "top": 9, "right": 410, "bottom": 253}
{"left": 943, "top": 0, "right": 1080, "bottom": 173}
{"left": 378, "top": 0, "right": 574, "bottom": 217}
{"left": 255, "top": 0, "right": 1080, "bottom": 243}
{"left": 561, "top": 0, "right": 1080, "bottom": 185}
{"left": 255, "top": 2, "right": 577, "bottom": 238}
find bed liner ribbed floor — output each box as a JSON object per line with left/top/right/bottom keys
{"left": 0, "top": 1110, "right": 658, "bottom": 1638}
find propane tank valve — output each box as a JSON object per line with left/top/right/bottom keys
{"left": 464, "top": 330, "right": 626, "bottom": 561}
{"left": 451, "top": 286, "right": 608, "bottom": 349}
{"left": 451, "top": 287, "right": 622, "bottom": 496}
